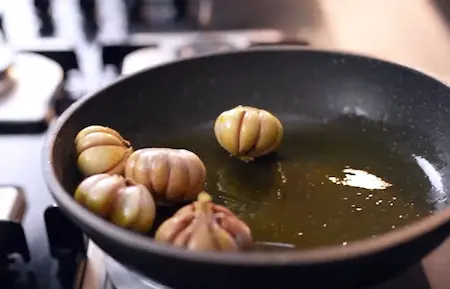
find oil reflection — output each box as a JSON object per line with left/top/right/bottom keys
{"left": 328, "top": 168, "right": 392, "bottom": 190}
{"left": 413, "top": 155, "right": 447, "bottom": 204}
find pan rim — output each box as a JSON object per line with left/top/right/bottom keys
{"left": 43, "top": 47, "right": 450, "bottom": 266}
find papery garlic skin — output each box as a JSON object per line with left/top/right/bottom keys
{"left": 125, "top": 148, "right": 206, "bottom": 203}
{"left": 75, "top": 125, "right": 133, "bottom": 177}
{"left": 214, "top": 106, "right": 283, "bottom": 161}
{"left": 155, "top": 193, "right": 253, "bottom": 252}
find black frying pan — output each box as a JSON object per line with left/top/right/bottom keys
{"left": 43, "top": 48, "right": 450, "bottom": 289}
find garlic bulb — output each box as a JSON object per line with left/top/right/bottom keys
{"left": 214, "top": 106, "right": 283, "bottom": 161}
{"left": 75, "top": 174, "right": 156, "bottom": 232}
{"left": 75, "top": 125, "right": 133, "bottom": 177}
{"left": 155, "top": 192, "right": 253, "bottom": 252}
{"left": 125, "top": 148, "right": 206, "bottom": 203}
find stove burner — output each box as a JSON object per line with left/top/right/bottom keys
{"left": 105, "top": 255, "right": 171, "bottom": 289}
{"left": 176, "top": 40, "right": 237, "bottom": 59}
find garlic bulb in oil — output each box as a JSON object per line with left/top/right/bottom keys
{"left": 214, "top": 106, "right": 283, "bottom": 161}
{"left": 125, "top": 148, "right": 206, "bottom": 204}
{"left": 155, "top": 192, "right": 253, "bottom": 252}
{"left": 75, "top": 174, "right": 156, "bottom": 232}
{"left": 75, "top": 125, "right": 133, "bottom": 177}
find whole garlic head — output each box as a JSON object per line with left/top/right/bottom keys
{"left": 75, "top": 174, "right": 156, "bottom": 232}
{"left": 214, "top": 106, "right": 283, "bottom": 161}
{"left": 75, "top": 125, "right": 133, "bottom": 177}
{"left": 125, "top": 148, "right": 206, "bottom": 204}
{"left": 155, "top": 192, "right": 253, "bottom": 252}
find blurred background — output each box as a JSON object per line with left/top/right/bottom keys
{"left": 1, "top": 0, "right": 450, "bottom": 121}
{"left": 0, "top": 1, "right": 450, "bottom": 289}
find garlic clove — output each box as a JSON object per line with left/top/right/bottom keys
{"left": 180, "top": 150, "right": 207, "bottom": 199}
{"left": 155, "top": 214, "right": 195, "bottom": 242}
{"left": 211, "top": 222, "right": 239, "bottom": 251}
{"left": 75, "top": 132, "right": 126, "bottom": 155}
{"left": 253, "top": 111, "right": 282, "bottom": 155}
{"left": 110, "top": 184, "right": 156, "bottom": 232}
{"left": 220, "top": 216, "right": 253, "bottom": 250}
{"left": 187, "top": 221, "right": 217, "bottom": 251}
{"left": 77, "top": 146, "right": 131, "bottom": 176}
{"left": 238, "top": 108, "right": 261, "bottom": 154}
{"left": 215, "top": 108, "right": 245, "bottom": 155}
{"left": 132, "top": 189, "right": 157, "bottom": 232}
{"left": 75, "top": 125, "right": 128, "bottom": 145}
{"left": 165, "top": 157, "right": 190, "bottom": 201}
{"left": 124, "top": 150, "right": 147, "bottom": 187}
{"left": 106, "top": 148, "right": 133, "bottom": 176}
{"left": 110, "top": 186, "right": 139, "bottom": 228}
{"left": 172, "top": 223, "right": 194, "bottom": 247}
{"left": 83, "top": 175, "right": 125, "bottom": 217}
{"left": 75, "top": 173, "right": 110, "bottom": 204}
{"left": 149, "top": 153, "right": 171, "bottom": 196}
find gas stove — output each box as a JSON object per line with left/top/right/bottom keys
{"left": 1, "top": 1, "right": 450, "bottom": 289}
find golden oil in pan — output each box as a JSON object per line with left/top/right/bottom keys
{"left": 155, "top": 115, "right": 447, "bottom": 250}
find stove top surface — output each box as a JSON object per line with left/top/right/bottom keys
{"left": 79, "top": 239, "right": 436, "bottom": 289}
{"left": 103, "top": 255, "right": 431, "bottom": 289}
{"left": 106, "top": 255, "right": 170, "bottom": 289}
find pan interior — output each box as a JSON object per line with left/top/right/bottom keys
{"left": 50, "top": 50, "right": 450, "bottom": 252}
{"left": 148, "top": 115, "right": 448, "bottom": 250}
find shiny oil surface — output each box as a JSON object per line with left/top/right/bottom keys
{"left": 154, "top": 115, "right": 447, "bottom": 250}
